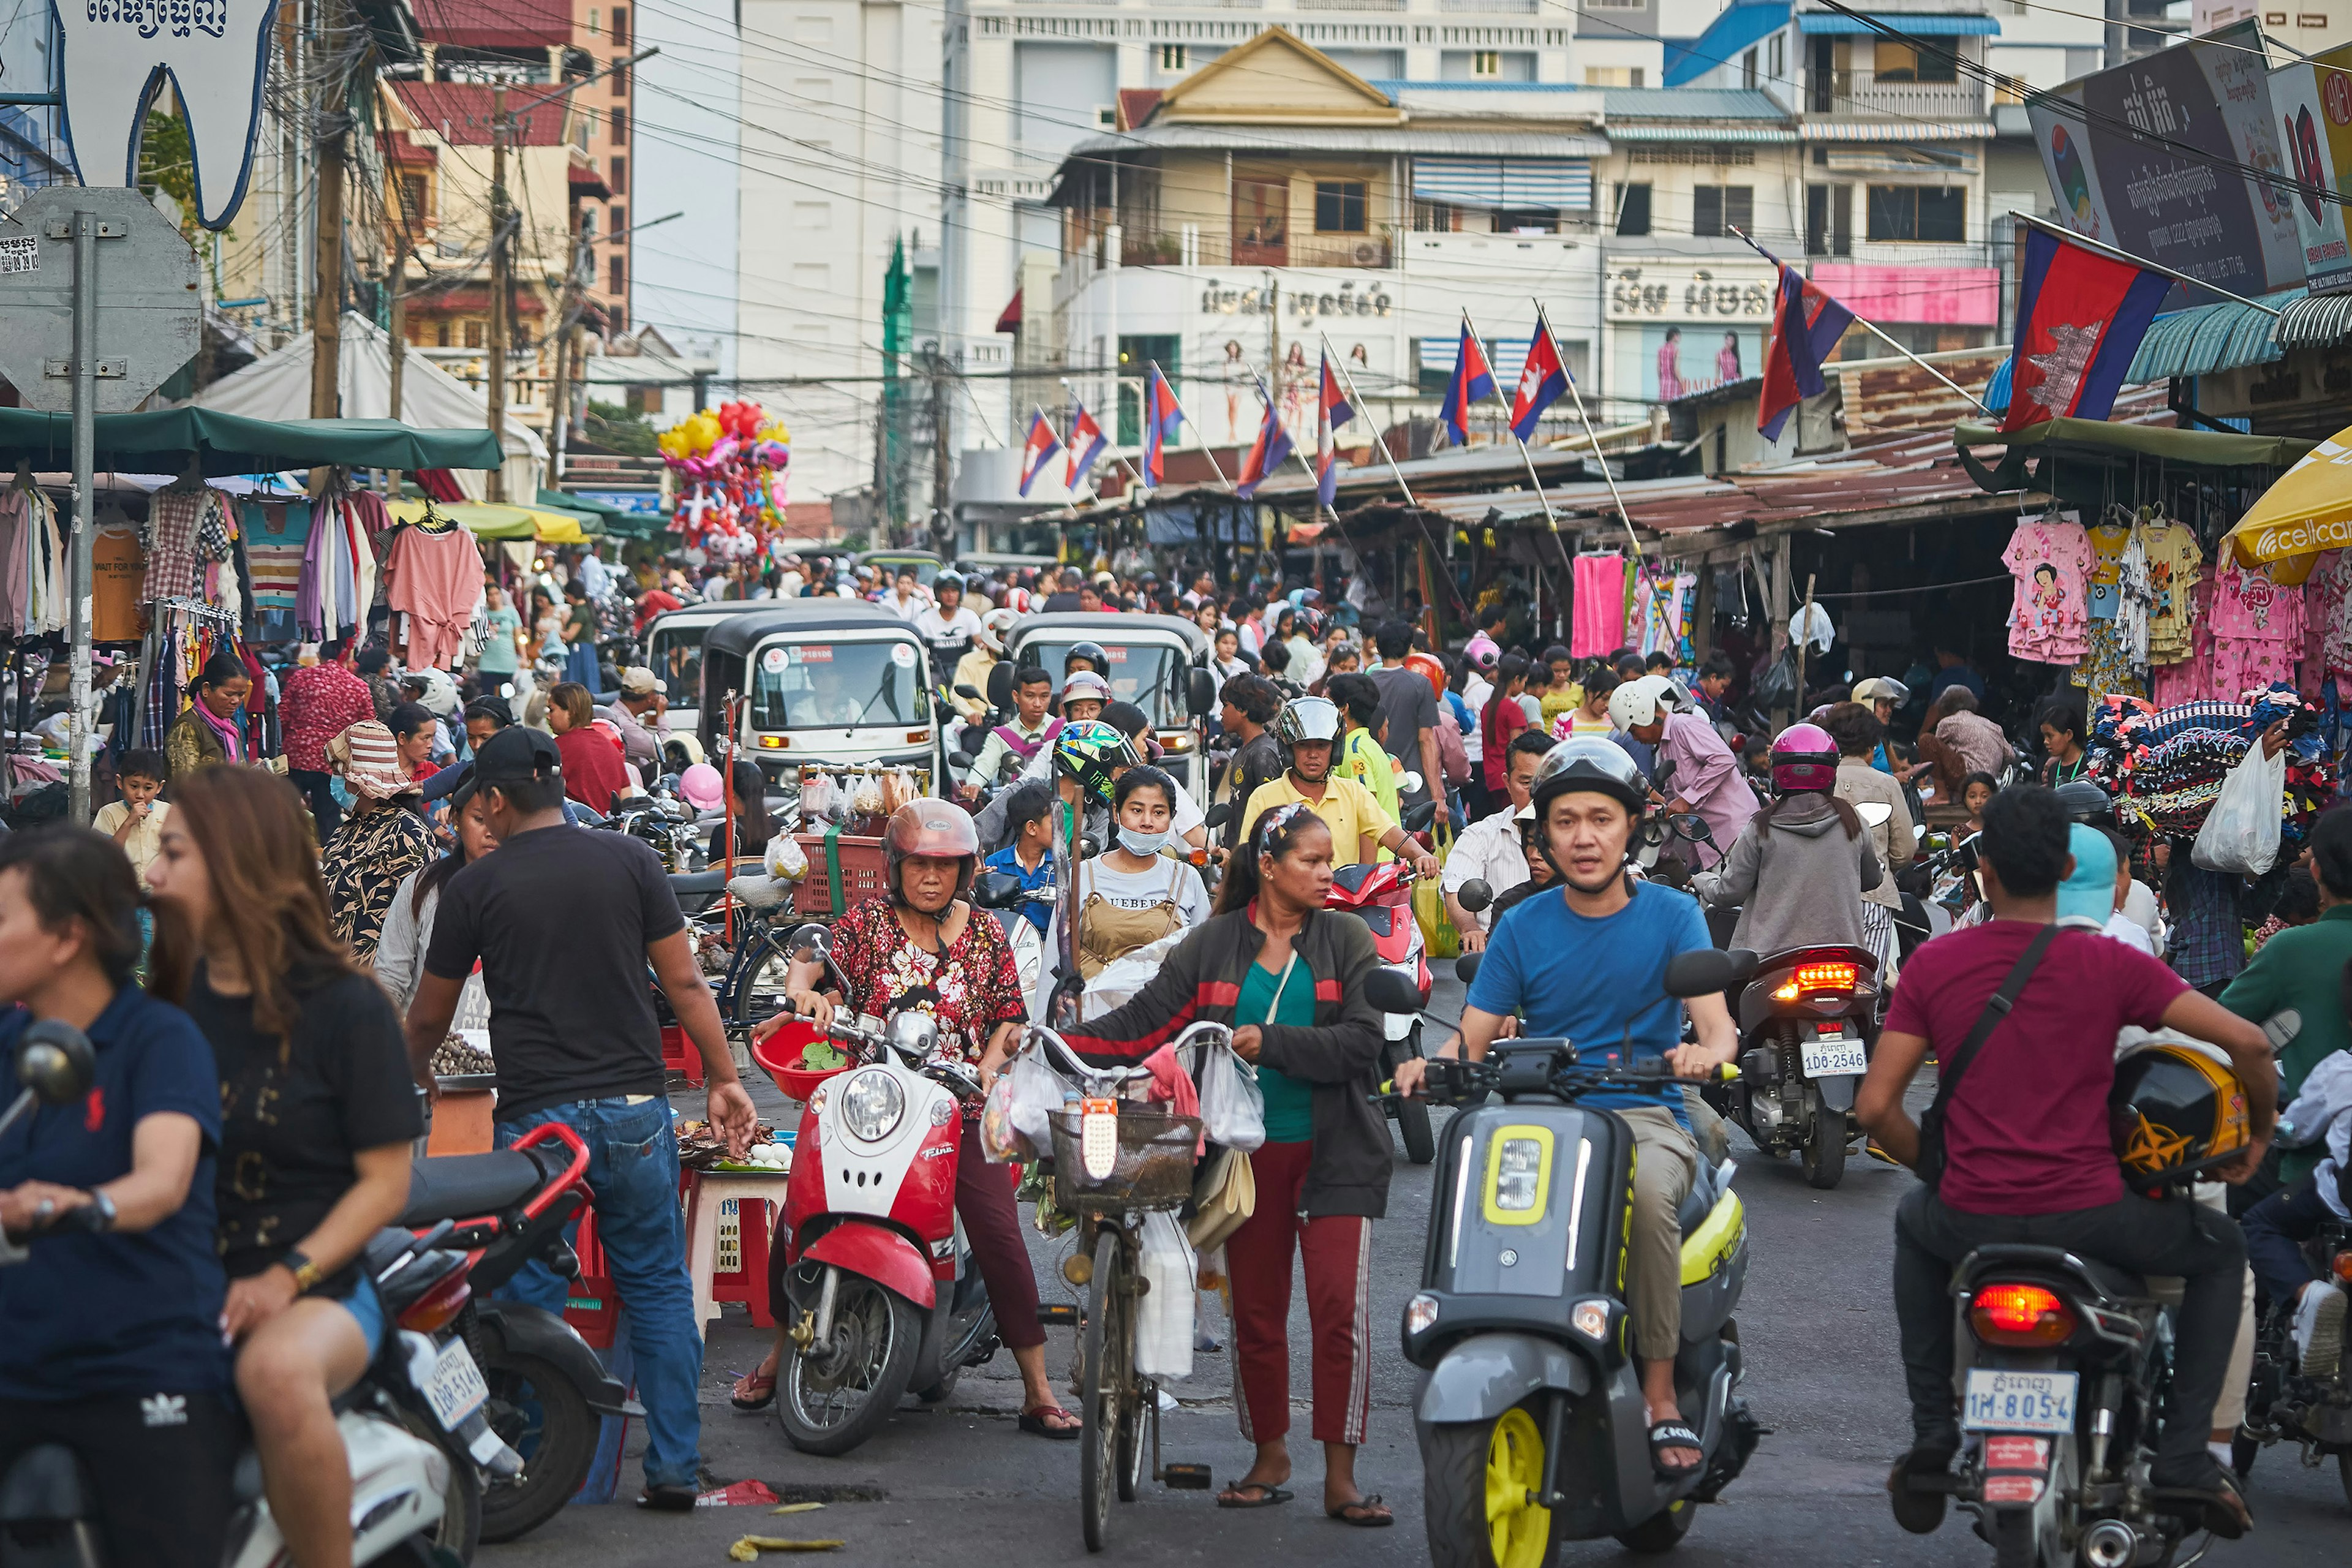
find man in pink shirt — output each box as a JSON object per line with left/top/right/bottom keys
{"left": 281, "top": 639, "right": 378, "bottom": 837}
{"left": 1611, "top": 676, "right": 1749, "bottom": 868}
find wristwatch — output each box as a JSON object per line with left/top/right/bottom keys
{"left": 84, "top": 1190, "right": 116, "bottom": 1232}
{"left": 282, "top": 1248, "right": 325, "bottom": 1293}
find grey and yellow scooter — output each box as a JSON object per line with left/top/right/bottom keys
{"left": 1365, "top": 948, "right": 1765, "bottom": 1565}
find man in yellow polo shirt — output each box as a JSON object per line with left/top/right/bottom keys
{"left": 1243, "top": 695, "right": 1438, "bottom": 876}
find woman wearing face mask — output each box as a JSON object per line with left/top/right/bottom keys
{"left": 1047, "top": 767, "right": 1212, "bottom": 1019}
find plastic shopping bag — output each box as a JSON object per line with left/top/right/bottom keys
{"left": 1415, "top": 823, "right": 1460, "bottom": 959}
{"left": 1198, "top": 1044, "right": 1266, "bottom": 1153}
{"left": 979, "top": 1073, "right": 1024, "bottom": 1163}
{"left": 2190, "top": 742, "right": 2286, "bottom": 876}
{"left": 1134, "top": 1211, "right": 1197, "bottom": 1381}
{"left": 1006, "top": 1053, "right": 1066, "bottom": 1151}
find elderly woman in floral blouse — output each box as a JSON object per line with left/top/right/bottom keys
{"left": 740, "top": 799, "right": 1075, "bottom": 1435}
{"left": 318, "top": 720, "right": 437, "bottom": 968}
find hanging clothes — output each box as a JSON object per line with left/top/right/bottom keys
{"left": 141, "top": 486, "right": 232, "bottom": 604}
{"left": 2001, "top": 511, "right": 2094, "bottom": 664}
{"left": 2073, "top": 516, "right": 2150, "bottom": 700}
{"left": 241, "top": 500, "right": 310, "bottom": 643}
{"left": 0, "top": 488, "right": 34, "bottom": 635}
{"left": 91, "top": 514, "right": 146, "bottom": 643}
{"left": 382, "top": 520, "right": 480, "bottom": 671}
{"left": 2140, "top": 519, "right": 2203, "bottom": 666}
{"left": 1570, "top": 554, "right": 1628, "bottom": 658}
{"left": 2208, "top": 554, "right": 2306, "bottom": 700}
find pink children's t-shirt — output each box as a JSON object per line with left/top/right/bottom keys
{"left": 2207, "top": 556, "right": 2305, "bottom": 646}
{"left": 2002, "top": 515, "right": 2094, "bottom": 660}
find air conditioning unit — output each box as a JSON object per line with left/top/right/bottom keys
{"left": 1353, "top": 241, "right": 1382, "bottom": 265}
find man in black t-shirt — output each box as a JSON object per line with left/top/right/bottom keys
{"left": 402, "top": 728, "right": 755, "bottom": 1512}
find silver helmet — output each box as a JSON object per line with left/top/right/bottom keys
{"left": 1273, "top": 696, "right": 1343, "bottom": 750}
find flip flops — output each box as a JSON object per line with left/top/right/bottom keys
{"left": 1216, "top": 1483, "right": 1292, "bottom": 1509}
{"left": 1325, "top": 1493, "right": 1393, "bottom": 1528}
{"left": 730, "top": 1368, "right": 777, "bottom": 1411}
{"left": 1019, "top": 1404, "right": 1081, "bottom": 1439}
{"left": 1649, "top": 1420, "right": 1705, "bottom": 1479}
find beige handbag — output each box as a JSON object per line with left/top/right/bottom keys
{"left": 1187, "top": 1145, "right": 1255, "bottom": 1251}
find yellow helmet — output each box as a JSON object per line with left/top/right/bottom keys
{"left": 2109, "top": 1041, "right": 2251, "bottom": 1186}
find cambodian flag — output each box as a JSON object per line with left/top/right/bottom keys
{"left": 1142, "top": 363, "right": 1185, "bottom": 486}
{"left": 1438, "top": 319, "right": 1494, "bottom": 447}
{"left": 1064, "top": 398, "right": 1109, "bottom": 488}
{"left": 1016, "top": 409, "right": 1063, "bottom": 497}
{"left": 1758, "top": 261, "right": 1855, "bottom": 442}
{"left": 1507, "top": 323, "right": 1569, "bottom": 443}
{"left": 1314, "top": 354, "right": 1354, "bottom": 509}
{"left": 1235, "top": 378, "right": 1294, "bottom": 500}
{"left": 2002, "top": 226, "right": 2171, "bottom": 433}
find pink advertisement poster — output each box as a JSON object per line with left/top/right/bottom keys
{"left": 1809, "top": 264, "right": 2001, "bottom": 326}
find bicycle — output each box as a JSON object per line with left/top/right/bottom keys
{"left": 1019, "top": 1022, "right": 1221, "bottom": 1552}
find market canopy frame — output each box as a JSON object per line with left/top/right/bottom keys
{"left": 1954, "top": 417, "right": 2313, "bottom": 509}
{"left": 0, "top": 407, "right": 504, "bottom": 476}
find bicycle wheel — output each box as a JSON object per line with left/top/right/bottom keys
{"left": 1079, "top": 1226, "right": 1123, "bottom": 1553}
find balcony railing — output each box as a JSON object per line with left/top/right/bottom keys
{"left": 1078, "top": 225, "right": 1395, "bottom": 270}
{"left": 1804, "top": 69, "right": 1986, "bottom": 119}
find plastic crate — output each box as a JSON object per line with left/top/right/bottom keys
{"left": 792, "top": 832, "right": 889, "bottom": 916}
{"left": 563, "top": 1206, "right": 620, "bottom": 1350}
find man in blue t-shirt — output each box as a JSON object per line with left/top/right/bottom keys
{"left": 1395, "top": 737, "right": 1735, "bottom": 1481}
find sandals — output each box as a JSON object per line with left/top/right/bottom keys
{"left": 1325, "top": 1493, "right": 1393, "bottom": 1528}
{"left": 1887, "top": 1447, "right": 1954, "bottom": 1536}
{"left": 1649, "top": 1420, "right": 1705, "bottom": 1479}
{"left": 1019, "top": 1404, "right": 1081, "bottom": 1440}
{"left": 730, "top": 1368, "right": 776, "bottom": 1412}
{"left": 1216, "top": 1482, "right": 1292, "bottom": 1509}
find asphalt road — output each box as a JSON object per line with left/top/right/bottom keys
{"left": 488, "top": 964, "right": 2352, "bottom": 1567}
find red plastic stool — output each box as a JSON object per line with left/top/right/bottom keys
{"left": 660, "top": 1025, "right": 705, "bottom": 1087}
{"left": 683, "top": 1172, "right": 780, "bottom": 1333}
{"left": 562, "top": 1205, "right": 621, "bottom": 1351}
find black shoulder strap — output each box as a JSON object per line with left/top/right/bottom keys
{"left": 1931, "top": 922, "right": 2060, "bottom": 1112}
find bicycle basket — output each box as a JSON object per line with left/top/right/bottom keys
{"left": 1046, "top": 1106, "right": 1201, "bottom": 1213}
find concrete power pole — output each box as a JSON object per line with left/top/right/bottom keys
{"left": 311, "top": 0, "right": 348, "bottom": 419}
{"left": 930, "top": 350, "right": 951, "bottom": 554}
{"left": 486, "top": 83, "right": 510, "bottom": 502}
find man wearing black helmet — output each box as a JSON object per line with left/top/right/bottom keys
{"left": 1241, "top": 696, "right": 1435, "bottom": 875}
{"left": 1396, "top": 736, "right": 1737, "bottom": 1480}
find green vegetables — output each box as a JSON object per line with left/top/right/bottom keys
{"left": 800, "top": 1040, "right": 846, "bottom": 1072}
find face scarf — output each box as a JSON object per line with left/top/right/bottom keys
{"left": 191, "top": 693, "right": 247, "bottom": 763}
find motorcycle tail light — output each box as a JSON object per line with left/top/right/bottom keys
{"left": 1970, "top": 1283, "right": 2076, "bottom": 1347}
{"left": 2333, "top": 1251, "right": 2352, "bottom": 1286}
{"left": 1771, "top": 961, "right": 1858, "bottom": 1001}
{"left": 399, "top": 1271, "right": 473, "bottom": 1335}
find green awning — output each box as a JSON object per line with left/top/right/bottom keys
{"left": 1956, "top": 417, "right": 2313, "bottom": 468}
{"left": 0, "top": 408, "right": 503, "bottom": 475}
{"left": 537, "top": 487, "right": 632, "bottom": 522}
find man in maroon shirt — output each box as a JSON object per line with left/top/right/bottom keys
{"left": 1857, "top": 785, "right": 2274, "bottom": 1534}
{"left": 279, "top": 639, "right": 377, "bottom": 837}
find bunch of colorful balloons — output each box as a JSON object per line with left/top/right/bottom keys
{"left": 657, "top": 400, "right": 791, "bottom": 549}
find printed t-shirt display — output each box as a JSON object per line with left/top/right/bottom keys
{"left": 2207, "top": 555, "right": 2305, "bottom": 698}
{"left": 91, "top": 517, "right": 146, "bottom": 643}
{"left": 2002, "top": 512, "right": 2093, "bottom": 663}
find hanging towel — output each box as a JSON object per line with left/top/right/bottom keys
{"left": 1570, "top": 554, "right": 1628, "bottom": 658}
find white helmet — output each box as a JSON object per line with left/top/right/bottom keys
{"left": 1061, "top": 670, "right": 1113, "bottom": 707}
{"left": 1607, "top": 674, "right": 1679, "bottom": 731}
{"left": 978, "top": 607, "right": 1019, "bottom": 653}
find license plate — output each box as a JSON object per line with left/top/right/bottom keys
{"left": 421, "top": 1338, "right": 490, "bottom": 1430}
{"left": 1963, "top": 1369, "right": 2077, "bottom": 1434}
{"left": 1798, "top": 1032, "right": 1867, "bottom": 1078}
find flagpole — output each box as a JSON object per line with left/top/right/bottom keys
{"left": 1463, "top": 308, "right": 1560, "bottom": 530}
{"left": 1322, "top": 331, "right": 1420, "bottom": 511}
{"left": 1727, "top": 224, "right": 1992, "bottom": 415}
{"left": 1151, "top": 360, "right": 1238, "bottom": 492}
{"left": 2003, "top": 210, "right": 2283, "bottom": 317}
{"left": 1534, "top": 299, "right": 1647, "bottom": 564}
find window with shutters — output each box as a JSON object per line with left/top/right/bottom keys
{"left": 398, "top": 174, "right": 429, "bottom": 227}
{"left": 609, "top": 109, "right": 627, "bottom": 145}
{"left": 464, "top": 320, "right": 484, "bottom": 348}
{"left": 610, "top": 6, "right": 628, "bottom": 45}
{"left": 1314, "top": 181, "right": 1367, "bottom": 233}
{"left": 609, "top": 256, "right": 626, "bottom": 295}
{"left": 1692, "top": 186, "right": 1751, "bottom": 238}
{"left": 1866, "top": 184, "right": 1963, "bottom": 242}
{"left": 1615, "top": 182, "right": 1651, "bottom": 235}
{"left": 609, "top": 206, "right": 626, "bottom": 235}
{"left": 610, "top": 155, "right": 626, "bottom": 191}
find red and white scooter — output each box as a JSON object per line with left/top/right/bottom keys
{"left": 749, "top": 924, "right": 1001, "bottom": 1457}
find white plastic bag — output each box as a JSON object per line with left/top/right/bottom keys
{"left": 1199, "top": 1044, "right": 1266, "bottom": 1153}
{"left": 764, "top": 832, "right": 809, "bottom": 882}
{"left": 1134, "top": 1211, "right": 1196, "bottom": 1380}
{"left": 1080, "top": 929, "right": 1189, "bottom": 1020}
{"left": 1007, "top": 1052, "right": 1066, "bottom": 1151}
{"left": 2190, "top": 742, "right": 2285, "bottom": 876}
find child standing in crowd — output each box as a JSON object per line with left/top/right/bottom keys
{"left": 1962, "top": 772, "right": 1998, "bottom": 835}
{"left": 92, "top": 749, "right": 170, "bottom": 886}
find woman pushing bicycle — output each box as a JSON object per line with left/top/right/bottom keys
{"left": 1000, "top": 802, "right": 1395, "bottom": 1526}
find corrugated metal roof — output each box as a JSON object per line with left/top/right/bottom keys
{"left": 1605, "top": 124, "right": 1800, "bottom": 142}
{"left": 2274, "top": 290, "right": 2352, "bottom": 347}
{"left": 2124, "top": 290, "right": 2297, "bottom": 382}
{"left": 1798, "top": 119, "right": 1995, "bottom": 140}
{"left": 1059, "top": 124, "right": 1609, "bottom": 160}
{"left": 1796, "top": 11, "right": 2000, "bottom": 31}
{"left": 1602, "top": 88, "right": 1790, "bottom": 119}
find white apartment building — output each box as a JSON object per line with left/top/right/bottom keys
{"left": 733, "top": 0, "right": 945, "bottom": 501}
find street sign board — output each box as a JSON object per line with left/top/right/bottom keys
{"left": 0, "top": 186, "right": 200, "bottom": 412}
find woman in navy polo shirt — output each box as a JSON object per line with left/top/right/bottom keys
{"left": 0, "top": 826, "right": 233, "bottom": 1568}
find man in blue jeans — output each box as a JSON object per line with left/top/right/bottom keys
{"left": 403, "top": 729, "right": 756, "bottom": 1509}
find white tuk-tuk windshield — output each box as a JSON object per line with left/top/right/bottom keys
{"left": 748, "top": 639, "right": 930, "bottom": 730}
{"left": 650, "top": 623, "right": 708, "bottom": 701}
{"left": 1023, "top": 640, "right": 1183, "bottom": 727}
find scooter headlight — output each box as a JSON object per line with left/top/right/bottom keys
{"left": 839, "top": 1069, "right": 905, "bottom": 1142}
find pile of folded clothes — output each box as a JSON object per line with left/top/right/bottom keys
{"left": 2085, "top": 684, "right": 2328, "bottom": 843}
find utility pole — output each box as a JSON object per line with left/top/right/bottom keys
{"left": 486, "top": 82, "right": 510, "bottom": 503}
{"left": 311, "top": 0, "right": 348, "bottom": 420}
{"left": 930, "top": 349, "right": 951, "bottom": 555}
{"left": 546, "top": 225, "right": 591, "bottom": 482}
{"left": 386, "top": 267, "right": 407, "bottom": 494}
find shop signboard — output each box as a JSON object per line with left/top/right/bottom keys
{"left": 1604, "top": 260, "right": 1775, "bottom": 406}
{"left": 2027, "top": 21, "right": 2304, "bottom": 300}
{"left": 2270, "top": 42, "right": 2352, "bottom": 295}
{"left": 58, "top": 0, "right": 278, "bottom": 228}
{"left": 1808, "top": 264, "right": 2000, "bottom": 326}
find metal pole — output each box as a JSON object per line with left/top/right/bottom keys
{"left": 1323, "top": 330, "right": 1420, "bottom": 510}
{"left": 1726, "top": 222, "right": 1991, "bottom": 414}
{"left": 1537, "top": 300, "right": 1646, "bottom": 560}
{"left": 486, "top": 83, "right": 510, "bottom": 503}
{"left": 67, "top": 209, "right": 94, "bottom": 823}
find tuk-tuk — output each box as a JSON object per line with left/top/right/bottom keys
{"left": 1005, "top": 612, "right": 1217, "bottom": 802}
{"left": 645, "top": 602, "right": 771, "bottom": 761}
{"left": 700, "top": 603, "right": 947, "bottom": 789}
{"left": 854, "top": 549, "right": 944, "bottom": 589}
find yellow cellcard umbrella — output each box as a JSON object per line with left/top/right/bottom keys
{"left": 386, "top": 497, "right": 589, "bottom": 545}
{"left": 2224, "top": 428, "right": 2352, "bottom": 577}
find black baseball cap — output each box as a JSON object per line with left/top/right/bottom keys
{"left": 472, "top": 726, "right": 563, "bottom": 784}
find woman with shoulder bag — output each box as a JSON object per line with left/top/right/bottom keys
{"left": 1044, "top": 767, "right": 1212, "bottom": 1019}
{"left": 1000, "top": 803, "right": 1393, "bottom": 1526}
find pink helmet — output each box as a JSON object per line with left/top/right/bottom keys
{"left": 679, "top": 763, "right": 725, "bottom": 812}
{"left": 1770, "top": 722, "right": 1840, "bottom": 794}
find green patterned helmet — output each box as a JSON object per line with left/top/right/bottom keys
{"left": 1053, "top": 718, "right": 1142, "bottom": 805}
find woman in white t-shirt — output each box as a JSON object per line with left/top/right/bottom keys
{"left": 1039, "top": 766, "right": 1210, "bottom": 1018}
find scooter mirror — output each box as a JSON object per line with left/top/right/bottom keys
{"left": 1401, "top": 801, "right": 1438, "bottom": 834}
{"left": 1204, "top": 802, "right": 1232, "bottom": 831}
{"left": 1853, "top": 801, "right": 1893, "bottom": 829}
{"left": 1453, "top": 952, "right": 1483, "bottom": 986}
{"left": 1362, "top": 968, "right": 1423, "bottom": 1015}
{"left": 1186, "top": 668, "right": 1217, "bottom": 719}
{"left": 15, "top": 1020, "right": 94, "bottom": 1106}
{"left": 986, "top": 662, "right": 1016, "bottom": 709}
{"left": 1457, "top": 878, "right": 1493, "bottom": 914}
{"left": 1671, "top": 812, "right": 1711, "bottom": 841}
{"left": 1663, "top": 948, "right": 1751, "bottom": 998}
{"left": 972, "top": 869, "right": 1025, "bottom": 908}
{"left": 786, "top": 923, "right": 831, "bottom": 965}
{"left": 888, "top": 1012, "right": 940, "bottom": 1058}
{"left": 956, "top": 684, "right": 983, "bottom": 700}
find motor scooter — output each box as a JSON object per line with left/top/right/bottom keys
{"left": 1376, "top": 954, "right": 1765, "bottom": 1562}
{"left": 0, "top": 1023, "right": 510, "bottom": 1568}
{"left": 750, "top": 925, "right": 1001, "bottom": 1457}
